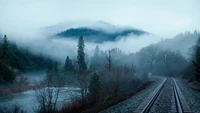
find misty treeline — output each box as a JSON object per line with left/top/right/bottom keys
{"left": 158, "top": 30, "right": 199, "bottom": 56}
{"left": 133, "top": 45, "right": 188, "bottom": 76}
{"left": 42, "top": 31, "right": 200, "bottom": 113}
{"left": 132, "top": 31, "right": 200, "bottom": 80}
{"left": 105, "top": 31, "right": 199, "bottom": 78}
{"left": 39, "top": 36, "right": 148, "bottom": 113}
{"left": 0, "top": 34, "right": 54, "bottom": 83}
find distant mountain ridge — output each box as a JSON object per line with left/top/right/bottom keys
{"left": 55, "top": 27, "right": 147, "bottom": 43}
{"left": 44, "top": 21, "right": 148, "bottom": 43}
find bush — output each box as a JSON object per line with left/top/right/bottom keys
{"left": 59, "top": 100, "right": 85, "bottom": 113}
{"left": 0, "top": 87, "right": 11, "bottom": 95}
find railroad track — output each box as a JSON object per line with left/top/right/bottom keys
{"left": 134, "top": 78, "right": 192, "bottom": 113}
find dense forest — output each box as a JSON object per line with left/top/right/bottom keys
{"left": 0, "top": 35, "right": 53, "bottom": 83}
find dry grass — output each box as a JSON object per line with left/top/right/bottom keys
{"left": 58, "top": 80, "right": 154, "bottom": 113}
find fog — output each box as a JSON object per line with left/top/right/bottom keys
{"left": 42, "top": 20, "right": 135, "bottom": 35}
{"left": 19, "top": 72, "right": 46, "bottom": 85}
{"left": 0, "top": 0, "right": 199, "bottom": 62}
{"left": 8, "top": 31, "right": 161, "bottom": 62}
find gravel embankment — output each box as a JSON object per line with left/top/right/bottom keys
{"left": 100, "top": 76, "right": 165, "bottom": 113}
{"left": 149, "top": 78, "right": 176, "bottom": 113}
{"left": 176, "top": 79, "right": 200, "bottom": 113}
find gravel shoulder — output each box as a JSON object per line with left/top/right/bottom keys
{"left": 100, "top": 76, "right": 165, "bottom": 113}
{"left": 176, "top": 79, "right": 200, "bottom": 113}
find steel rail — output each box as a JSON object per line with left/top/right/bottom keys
{"left": 173, "top": 78, "right": 183, "bottom": 113}
{"left": 134, "top": 78, "right": 167, "bottom": 113}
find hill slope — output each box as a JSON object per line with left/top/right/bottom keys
{"left": 158, "top": 30, "right": 200, "bottom": 57}
{"left": 44, "top": 21, "right": 148, "bottom": 43}
{"left": 56, "top": 27, "right": 147, "bottom": 43}
{"left": 0, "top": 35, "right": 53, "bottom": 82}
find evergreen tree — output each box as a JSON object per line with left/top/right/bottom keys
{"left": 0, "top": 35, "right": 52, "bottom": 82}
{"left": 65, "top": 56, "right": 70, "bottom": 71}
{"left": 0, "top": 62, "right": 16, "bottom": 83}
{"left": 64, "top": 56, "right": 73, "bottom": 72}
{"left": 77, "top": 36, "right": 87, "bottom": 73}
{"left": 0, "top": 34, "right": 3, "bottom": 43}
{"left": 0, "top": 35, "right": 16, "bottom": 83}
{"left": 1, "top": 35, "right": 8, "bottom": 62}
{"left": 94, "top": 45, "right": 100, "bottom": 58}
{"left": 91, "top": 45, "right": 101, "bottom": 69}
{"left": 77, "top": 36, "right": 88, "bottom": 102}
{"left": 193, "top": 36, "right": 200, "bottom": 81}
{"left": 54, "top": 61, "right": 58, "bottom": 73}
{"left": 88, "top": 72, "right": 101, "bottom": 103}
{"left": 47, "top": 59, "right": 53, "bottom": 73}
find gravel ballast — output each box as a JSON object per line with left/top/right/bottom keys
{"left": 176, "top": 79, "right": 200, "bottom": 113}
{"left": 149, "top": 78, "right": 176, "bottom": 113}
{"left": 100, "top": 76, "right": 165, "bottom": 113}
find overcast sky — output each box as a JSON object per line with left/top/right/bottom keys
{"left": 0, "top": 0, "right": 200, "bottom": 37}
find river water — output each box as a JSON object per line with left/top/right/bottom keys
{"left": 0, "top": 72, "right": 81, "bottom": 113}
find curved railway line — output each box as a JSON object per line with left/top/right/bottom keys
{"left": 134, "top": 78, "right": 192, "bottom": 113}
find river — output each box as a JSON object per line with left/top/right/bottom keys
{"left": 0, "top": 72, "right": 81, "bottom": 113}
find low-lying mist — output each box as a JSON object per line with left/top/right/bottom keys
{"left": 8, "top": 33, "right": 162, "bottom": 63}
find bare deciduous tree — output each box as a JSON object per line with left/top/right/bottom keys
{"left": 139, "top": 44, "right": 159, "bottom": 73}
{"left": 35, "top": 75, "right": 62, "bottom": 113}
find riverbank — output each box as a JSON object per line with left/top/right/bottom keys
{"left": 0, "top": 83, "right": 44, "bottom": 97}
{"left": 0, "top": 86, "right": 81, "bottom": 113}
{"left": 59, "top": 77, "right": 159, "bottom": 113}
{"left": 0, "top": 71, "right": 46, "bottom": 97}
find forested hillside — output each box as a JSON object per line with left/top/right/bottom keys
{"left": 0, "top": 35, "right": 53, "bottom": 83}
{"left": 131, "top": 31, "right": 200, "bottom": 79}
{"left": 158, "top": 30, "right": 200, "bottom": 57}
{"left": 55, "top": 27, "right": 147, "bottom": 43}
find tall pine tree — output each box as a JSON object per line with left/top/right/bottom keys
{"left": 77, "top": 36, "right": 88, "bottom": 102}
{"left": 1, "top": 35, "right": 8, "bottom": 62}
{"left": 77, "top": 36, "right": 87, "bottom": 73}
{"left": 54, "top": 61, "right": 58, "bottom": 73}
{"left": 91, "top": 45, "right": 101, "bottom": 69}
{"left": 94, "top": 45, "right": 100, "bottom": 58}
{"left": 65, "top": 56, "right": 73, "bottom": 72}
